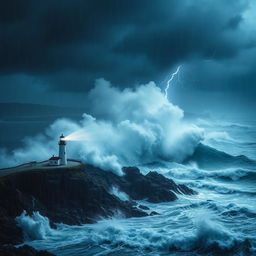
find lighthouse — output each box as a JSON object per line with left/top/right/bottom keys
{"left": 59, "top": 134, "right": 67, "bottom": 165}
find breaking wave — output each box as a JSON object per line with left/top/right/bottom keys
{"left": 166, "top": 165, "right": 256, "bottom": 182}
{"left": 166, "top": 217, "right": 252, "bottom": 253}
{"left": 90, "top": 218, "right": 252, "bottom": 253}
{"left": 186, "top": 143, "right": 255, "bottom": 170}
{"left": 204, "top": 131, "right": 238, "bottom": 144}
{"left": 212, "top": 168, "right": 256, "bottom": 182}
{"left": 19, "top": 211, "right": 254, "bottom": 255}
{"left": 15, "top": 211, "right": 55, "bottom": 240}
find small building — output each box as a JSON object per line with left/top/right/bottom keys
{"left": 49, "top": 155, "right": 61, "bottom": 166}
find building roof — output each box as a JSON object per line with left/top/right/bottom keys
{"left": 49, "top": 156, "right": 61, "bottom": 160}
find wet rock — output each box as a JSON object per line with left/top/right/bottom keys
{"left": 0, "top": 245, "right": 55, "bottom": 256}
{"left": 122, "top": 167, "right": 196, "bottom": 203}
{"left": 0, "top": 217, "right": 23, "bottom": 245}
{"left": 86, "top": 165, "right": 196, "bottom": 203}
{"left": 145, "top": 171, "right": 197, "bottom": 195}
{"left": 138, "top": 205, "right": 150, "bottom": 210}
{"left": 149, "top": 211, "right": 160, "bottom": 216}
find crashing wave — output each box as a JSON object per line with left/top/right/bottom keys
{"left": 0, "top": 80, "right": 204, "bottom": 175}
{"left": 16, "top": 211, "right": 55, "bottom": 240}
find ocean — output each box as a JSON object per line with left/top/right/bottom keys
{"left": 14, "top": 117, "right": 256, "bottom": 256}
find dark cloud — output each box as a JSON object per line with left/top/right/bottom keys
{"left": 115, "top": 1, "right": 249, "bottom": 67}
{"left": 0, "top": 0, "right": 33, "bottom": 23}
{"left": 226, "top": 15, "right": 243, "bottom": 30}
{"left": 0, "top": 0, "right": 255, "bottom": 113}
{"left": 0, "top": 1, "right": 143, "bottom": 73}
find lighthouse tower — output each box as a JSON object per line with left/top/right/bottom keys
{"left": 59, "top": 134, "right": 67, "bottom": 165}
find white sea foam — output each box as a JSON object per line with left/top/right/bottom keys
{"left": 16, "top": 211, "right": 55, "bottom": 240}
{"left": 22, "top": 209, "right": 253, "bottom": 255}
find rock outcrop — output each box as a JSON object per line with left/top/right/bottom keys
{"left": 0, "top": 163, "right": 196, "bottom": 248}
{"left": 86, "top": 166, "right": 196, "bottom": 203}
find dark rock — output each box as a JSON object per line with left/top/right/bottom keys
{"left": 122, "top": 167, "right": 196, "bottom": 203}
{"left": 123, "top": 167, "right": 141, "bottom": 180}
{"left": 145, "top": 171, "right": 197, "bottom": 195}
{"left": 149, "top": 211, "right": 160, "bottom": 216}
{"left": 0, "top": 167, "right": 147, "bottom": 226}
{"left": 178, "top": 184, "right": 196, "bottom": 195}
{"left": 123, "top": 168, "right": 176, "bottom": 202}
{"left": 0, "top": 245, "right": 55, "bottom": 256}
{"left": 130, "top": 201, "right": 138, "bottom": 206}
{"left": 0, "top": 217, "right": 23, "bottom": 245}
{"left": 86, "top": 165, "right": 196, "bottom": 203}
{"left": 138, "top": 205, "right": 150, "bottom": 210}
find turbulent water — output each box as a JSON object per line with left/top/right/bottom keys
{"left": 16, "top": 118, "right": 256, "bottom": 256}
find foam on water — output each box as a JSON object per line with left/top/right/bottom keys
{"left": 18, "top": 204, "right": 255, "bottom": 256}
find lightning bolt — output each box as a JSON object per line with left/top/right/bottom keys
{"left": 164, "top": 65, "right": 181, "bottom": 99}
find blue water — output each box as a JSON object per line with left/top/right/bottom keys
{"left": 17, "top": 118, "right": 256, "bottom": 255}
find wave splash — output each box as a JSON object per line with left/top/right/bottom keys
{"left": 166, "top": 216, "right": 244, "bottom": 252}
{"left": 15, "top": 211, "right": 55, "bottom": 240}
{"left": 16, "top": 210, "right": 254, "bottom": 255}
{"left": 93, "top": 214, "right": 253, "bottom": 254}
{"left": 0, "top": 79, "right": 203, "bottom": 175}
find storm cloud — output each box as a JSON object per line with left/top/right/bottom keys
{"left": 0, "top": 0, "right": 255, "bottom": 115}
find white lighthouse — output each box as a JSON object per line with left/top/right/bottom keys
{"left": 59, "top": 134, "right": 67, "bottom": 165}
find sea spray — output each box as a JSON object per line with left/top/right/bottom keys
{"left": 0, "top": 79, "right": 204, "bottom": 174}
{"left": 16, "top": 211, "right": 54, "bottom": 240}
{"left": 110, "top": 186, "right": 130, "bottom": 201}
{"left": 193, "top": 212, "right": 236, "bottom": 250}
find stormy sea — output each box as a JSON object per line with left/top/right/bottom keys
{"left": 1, "top": 82, "right": 256, "bottom": 256}
{"left": 14, "top": 124, "right": 256, "bottom": 256}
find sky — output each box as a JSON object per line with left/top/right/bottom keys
{"left": 0, "top": 0, "right": 256, "bottom": 118}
